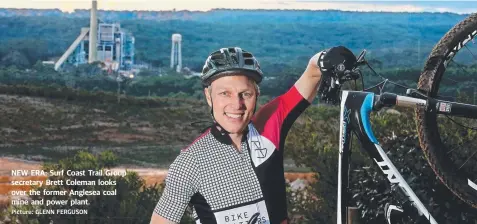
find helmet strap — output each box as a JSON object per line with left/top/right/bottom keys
{"left": 209, "top": 96, "right": 230, "bottom": 135}
{"left": 253, "top": 95, "right": 258, "bottom": 114}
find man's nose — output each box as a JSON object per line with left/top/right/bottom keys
{"left": 230, "top": 94, "right": 245, "bottom": 109}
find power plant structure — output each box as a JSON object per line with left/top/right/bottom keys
{"left": 54, "top": 0, "right": 135, "bottom": 72}
{"left": 170, "top": 34, "right": 182, "bottom": 73}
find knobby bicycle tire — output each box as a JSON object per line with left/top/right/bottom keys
{"left": 416, "top": 13, "right": 477, "bottom": 209}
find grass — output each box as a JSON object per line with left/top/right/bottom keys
{"left": 115, "top": 146, "right": 182, "bottom": 167}
{"left": 0, "top": 146, "right": 76, "bottom": 162}
{"left": 0, "top": 84, "right": 204, "bottom": 108}
{"left": 0, "top": 144, "right": 185, "bottom": 168}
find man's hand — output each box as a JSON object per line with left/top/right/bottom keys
{"left": 317, "top": 46, "right": 357, "bottom": 77}
{"left": 295, "top": 46, "right": 356, "bottom": 103}
{"left": 294, "top": 51, "right": 324, "bottom": 103}
{"left": 306, "top": 51, "right": 325, "bottom": 79}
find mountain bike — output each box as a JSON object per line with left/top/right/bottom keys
{"left": 319, "top": 13, "right": 477, "bottom": 224}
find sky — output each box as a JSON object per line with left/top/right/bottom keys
{"left": 0, "top": 0, "right": 476, "bottom": 14}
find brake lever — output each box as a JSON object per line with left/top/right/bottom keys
{"left": 337, "top": 68, "right": 361, "bottom": 82}
{"left": 356, "top": 49, "right": 367, "bottom": 65}
{"left": 318, "top": 75, "right": 342, "bottom": 105}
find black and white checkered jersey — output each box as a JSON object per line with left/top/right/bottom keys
{"left": 154, "top": 85, "right": 310, "bottom": 224}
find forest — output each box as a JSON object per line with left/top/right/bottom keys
{"left": 0, "top": 9, "right": 472, "bottom": 72}
{"left": 1, "top": 10, "right": 476, "bottom": 100}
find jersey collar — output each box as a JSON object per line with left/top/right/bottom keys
{"left": 210, "top": 123, "right": 250, "bottom": 145}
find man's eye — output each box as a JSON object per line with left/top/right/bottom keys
{"left": 219, "top": 92, "right": 228, "bottom": 96}
{"left": 243, "top": 92, "right": 252, "bottom": 97}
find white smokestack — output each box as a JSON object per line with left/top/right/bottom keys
{"left": 88, "top": 0, "right": 98, "bottom": 63}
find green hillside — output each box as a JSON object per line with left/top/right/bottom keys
{"left": 0, "top": 10, "right": 472, "bottom": 73}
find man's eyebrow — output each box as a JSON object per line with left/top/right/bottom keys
{"left": 239, "top": 89, "right": 254, "bottom": 93}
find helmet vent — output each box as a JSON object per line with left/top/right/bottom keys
{"left": 230, "top": 55, "right": 238, "bottom": 63}
{"left": 244, "top": 59, "right": 254, "bottom": 65}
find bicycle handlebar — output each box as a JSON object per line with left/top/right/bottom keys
{"left": 371, "top": 92, "right": 477, "bottom": 120}
{"left": 373, "top": 93, "right": 427, "bottom": 111}
{"left": 317, "top": 47, "right": 365, "bottom": 104}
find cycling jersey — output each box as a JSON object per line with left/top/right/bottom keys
{"left": 154, "top": 85, "right": 310, "bottom": 224}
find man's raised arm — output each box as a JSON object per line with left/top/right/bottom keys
{"left": 294, "top": 51, "right": 324, "bottom": 103}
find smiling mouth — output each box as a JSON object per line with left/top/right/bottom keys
{"left": 224, "top": 112, "right": 244, "bottom": 119}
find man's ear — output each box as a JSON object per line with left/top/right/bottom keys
{"left": 204, "top": 87, "right": 212, "bottom": 107}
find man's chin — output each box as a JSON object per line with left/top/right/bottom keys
{"left": 221, "top": 124, "right": 247, "bottom": 134}
{"left": 217, "top": 117, "right": 251, "bottom": 134}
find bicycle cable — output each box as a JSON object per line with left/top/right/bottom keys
{"left": 361, "top": 60, "right": 477, "bottom": 130}
{"left": 365, "top": 62, "right": 415, "bottom": 93}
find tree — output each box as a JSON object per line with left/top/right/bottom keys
{"left": 1, "top": 50, "right": 30, "bottom": 68}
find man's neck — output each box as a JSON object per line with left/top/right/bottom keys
{"left": 228, "top": 133, "right": 243, "bottom": 151}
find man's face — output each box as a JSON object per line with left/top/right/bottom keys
{"left": 205, "top": 75, "right": 258, "bottom": 134}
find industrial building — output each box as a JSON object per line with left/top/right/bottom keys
{"left": 54, "top": 0, "right": 135, "bottom": 72}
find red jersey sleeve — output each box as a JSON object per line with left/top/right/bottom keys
{"left": 251, "top": 85, "right": 310, "bottom": 150}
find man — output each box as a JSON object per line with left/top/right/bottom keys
{"left": 150, "top": 46, "right": 355, "bottom": 224}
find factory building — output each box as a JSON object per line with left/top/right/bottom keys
{"left": 54, "top": 0, "right": 135, "bottom": 72}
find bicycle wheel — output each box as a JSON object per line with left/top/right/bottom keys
{"left": 416, "top": 13, "right": 477, "bottom": 208}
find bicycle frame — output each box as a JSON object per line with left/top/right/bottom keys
{"left": 336, "top": 90, "right": 477, "bottom": 224}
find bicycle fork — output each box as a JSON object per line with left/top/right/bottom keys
{"left": 337, "top": 91, "right": 438, "bottom": 224}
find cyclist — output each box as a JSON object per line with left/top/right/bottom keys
{"left": 150, "top": 46, "right": 355, "bottom": 224}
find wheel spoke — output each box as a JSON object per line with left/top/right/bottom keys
{"left": 444, "top": 115, "right": 477, "bottom": 131}
{"left": 458, "top": 149, "right": 477, "bottom": 170}
{"left": 443, "top": 60, "right": 477, "bottom": 96}
{"left": 464, "top": 45, "right": 477, "bottom": 62}
{"left": 446, "top": 144, "right": 461, "bottom": 155}
{"left": 450, "top": 59, "right": 470, "bottom": 78}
